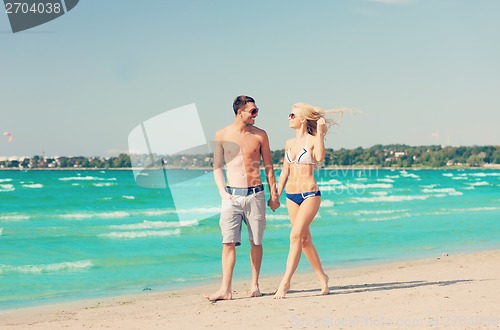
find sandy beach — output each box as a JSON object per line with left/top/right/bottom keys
{"left": 1, "top": 250, "right": 499, "bottom": 329}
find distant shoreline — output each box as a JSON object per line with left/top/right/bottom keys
{"left": 1, "top": 164, "right": 499, "bottom": 171}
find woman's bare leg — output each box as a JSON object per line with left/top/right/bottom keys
{"left": 274, "top": 196, "right": 321, "bottom": 299}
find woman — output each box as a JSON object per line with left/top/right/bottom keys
{"left": 274, "top": 102, "right": 343, "bottom": 299}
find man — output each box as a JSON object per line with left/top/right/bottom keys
{"left": 206, "top": 95, "right": 280, "bottom": 301}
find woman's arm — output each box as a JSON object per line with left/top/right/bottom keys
{"left": 277, "top": 141, "right": 291, "bottom": 197}
{"left": 313, "top": 118, "right": 327, "bottom": 163}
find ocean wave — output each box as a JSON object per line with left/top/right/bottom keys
{"left": 442, "top": 173, "right": 454, "bottom": 177}
{"left": 0, "top": 228, "right": 3, "bottom": 235}
{"left": 319, "top": 185, "right": 343, "bottom": 191}
{"left": 143, "top": 209, "right": 176, "bottom": 216}
{"left": 358, "top": 213, "right": 412, "bottom": 222}
{"left": 268, "top": 223, "right": 291, "bottom": 229}
{"left": 400, "top": 172, "right": 420, "bottom": 179}
{"left": 60, "top": 211, "right": 130, "bottom": 220}
{"left": 452, "top": 176, "right": 468, "bottom": 180}
{"left": 176, "top": 207, "right": 221, "bottom": 214}
{"left": 22, "top": 183, "right": 43, "bottom": 189}
{"left": 453, "top": 206, "right": 500, "bottom": 213}
{"left": 369, "top": 191, "right": 388, "bottom": 196}
{"left": 0, "top": 184, "right": 15, "bottom": 192}
{"left": 377, "top": 178, "right": 394, "bottom": 183}
{"left": 319, "top": 183, "right": 393, "bottom": 191}
{"left": 92, "top": 182, "right": 117, "bottom": 187}
{"left": 0, "top": 214, "right": 31, "bottom": 221}
{"left": 122, "top": 195, "right": 135, "bottom": 200}
{"left": 99, "top": 229, "right": 181, "bottom": 239}
{"left": 352, "top": 195, "right": 429, "bottom": 203}
{"left": 321, "top": 200, "right": 334, "bottom": 207}
{"left": 467, "top": 181, "right": 490, "bottom": 187}
{"left": 469, "top": 172, "right": 500, "bottom": 177}
{"left": 317, "top": 179, "right": 342, "bottom": 185}
{"left": 267, "top": 214, "right": 290, "bottom": 220}
{"left": 59, "top": 176, "right": 117, "bottom": 181}
{"left": 109, "top": 220, "right": 198, "bottom": 230}
{"left": 421, "top": 187, "right": 463, "bottom": 196}
{"left": 352, "top": 209, "right": 410, "bottom": 216}
{"left": 432, "top": 206, "right": 500, "bottom": 215}
{"left": 346, "top": 183, "right": 393, "bottom": 189}
{"left": 0, "top": 260, "right": 93, "bottom": 275}
{"left": 0, "top": 178, "right": 12, "bottom": 182}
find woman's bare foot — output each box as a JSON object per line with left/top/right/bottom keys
{"left": 204, "top": 288, "right": 232, "bottom": 302}
{"left": 320, "top": 273, "right": 330, "bottom": 295}
{"left": 273, "top": 282, "right": 290, "bottom": 299}
{"left": 249, "top": 285, "right": 262, "bottom": 297}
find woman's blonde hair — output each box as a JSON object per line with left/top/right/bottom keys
{"left": 293, "top": 102, "right": 348, "bottom": 136}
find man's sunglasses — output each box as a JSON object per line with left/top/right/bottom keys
{"left": 246, "top": 108, "right": 259, "bottom": 115}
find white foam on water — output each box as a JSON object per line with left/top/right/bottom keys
{"left": 176, "top": 207, "right": 221, "bottom": 214}
{"left": 268, "top": 223, "right": 291, "bottom": 229}
{"left": 22, "top": 183, "right": 43, "bottom": 189}
{"left": 60, "top": 211, "right": 130, "bottom": 220}
{"left": 352, "top": 209, "right": 410, "bottom": 216}
{"left": 266, "top": 214, "right": 290, "bottom": 221}
{"left": 321, "top": 200, "right": 334, "bottom": 207}
{"left": 442, "top": 173, "right": 454, "bottom": 177}
{"left": 319, "top": 185, "right": 345, "bottom": 191}
{"left": 352, "top": 195, "right": 429, "bottom": 203}
{"left": 59, "top": 176, "right": 117, "bottom": 181}
{"left": 377, "top": 178, "right": 395, "bottom": 183}
{"left": 346, "top": 183, "right": 393, "bottom": 189}
{"left": 99, "top": 229, "right": 181, "bottom": 239}
{"left": 468, "top": 181, "right": 490, "bottom": 187}
{"left": 0, "top": 184, "right": 15, "bottom": 192}
{"left": 93, "top": 182, "right": 116, "bottom": 187}
{"left": 317, "top": 179, "right": 342, "bottom": 185}
{"left": 369, "top": 191, "right": 388, "bottom": 196}
{"left": 143, "top": 209, "right": 176, "bottom": 216}
{"left": 0, "top": 178, "right": 12, "bottom": 182}
{"left": 433, "top": 206, "right": 500, "bottom": 215}
{"left": 421, "top": 187, "right": 463, "bottom": 196}
{"left": 401, "top": 172, "right": 420, "bottom": 179}
{"left": 358, "top": 212, "right": 412, "bottom": 222}
{"left": 122, "top": 195, "right": 135, "bottom": 200}
{"left": 469, "top": 172, "right": 500, "bottom": 177}
{"left": 0, "top": 214, "right": 30, "bottom": 221}
{"left": 0, "top": 260, "right": 93, "bottom": 275}
{"left": 109, "top": 220, "right": 198, "bottom": 230}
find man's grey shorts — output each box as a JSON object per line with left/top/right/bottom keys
{"left": 219, "top": 190, "right": 266, "bottom": 246}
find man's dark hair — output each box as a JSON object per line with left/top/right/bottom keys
{"left": 233, "top": 95, "right": 255, "bottom": 115}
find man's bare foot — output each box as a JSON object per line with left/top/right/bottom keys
{"left": 249, "top": 285, "right": 262, "bottom": 297}
{"left": 273, "top": 282, "right": 290, "bottom": 299}
{"left": 204, "top": 289, "right": 232, "bottom": 302}
{"left": 320, "top": 273, "right": 330, "bottom": 295}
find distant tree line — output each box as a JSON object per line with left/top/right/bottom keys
{"left": 0, "top": 145, "right": 499, "bottom": 169}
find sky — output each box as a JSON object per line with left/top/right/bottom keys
{"left": 1, "top": 0, "right": 499, "bottom": 157}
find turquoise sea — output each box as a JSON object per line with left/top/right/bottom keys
{"left": 1, "top": 168, "right": 499, "bottom": 310}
